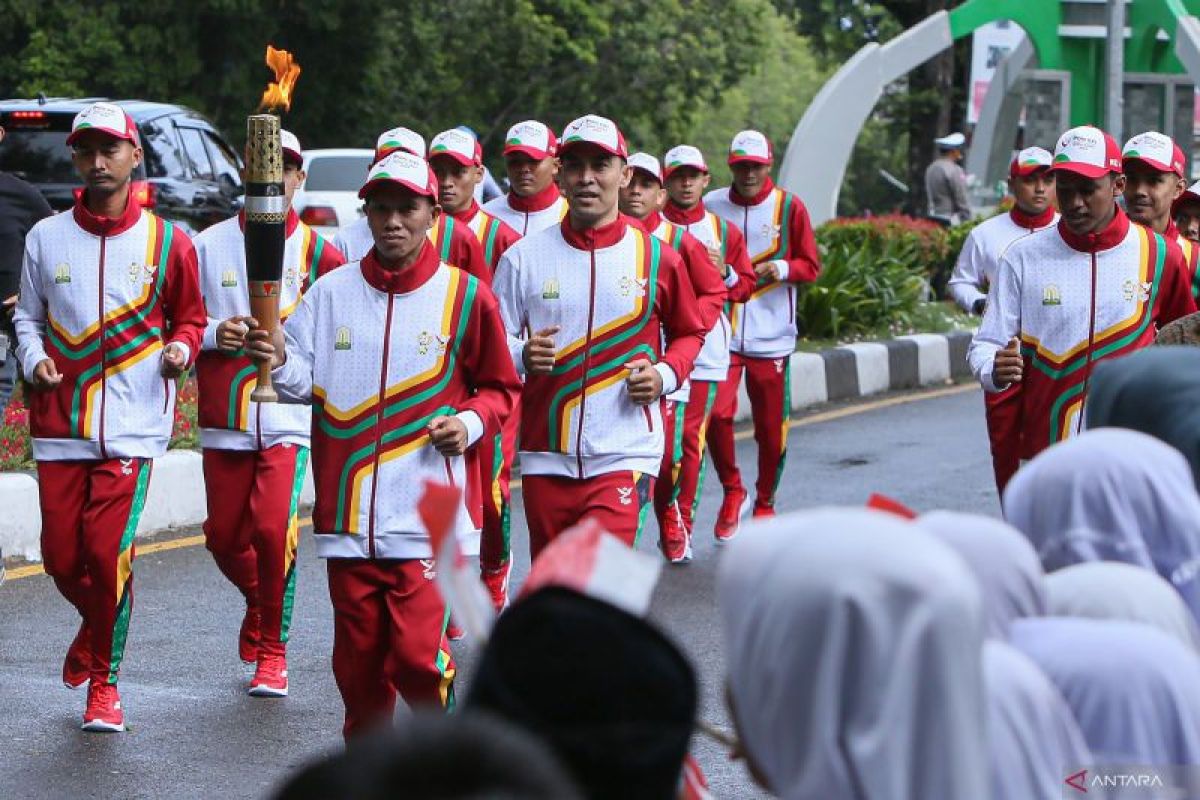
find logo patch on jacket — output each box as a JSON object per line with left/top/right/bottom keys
{"left": 1042, "top": 284, "right": 1062, "bottom": 306}
{"left": 1123, "top": 279, "right": 1152, "bottom": 304}
{"left": 541, "top": 278, "right": 560, "bottom": 300}
{"left": 619, "top": 274, "right": 648, "bottom": 298}
{"left": 54, "top": 263, "right": 71, "bottom": 284}
{"left": 418, "top": 330, "right": 449, "bottom": 356}
{"left": 129, "top": 261, "right": 157, "bottom": 286}
{"left": 617, "top": 486, "right": 633, "bottom": 506}
{"left": 221, "top": 270, "right": 238, "bottom": 288}
{"left": 334, "top": 326, "right": 352, "bottom": 351}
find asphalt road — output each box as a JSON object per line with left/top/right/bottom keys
{"left": 0, "top": 383, "right": 998, "bottom": 800}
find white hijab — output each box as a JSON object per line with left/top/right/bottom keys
{"left": 718, "top": 508, "right": 988, "bottom": 800}
{"left": 1045, "top": 561, "right": 1200, "bottom": 652}
{"left": 983, "top": 640, "right": 1093, "bottom": 800}
{"left": 1003, "top": 429, "right": 1200, "bottom": 620}
{"left": 920, "top": 511, "right": 1047, "bottom": 638}
{"left": 1012, "top": 617, "right": 1200, "bottom": 767}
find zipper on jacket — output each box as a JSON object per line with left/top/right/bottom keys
{"left": 162, "top": 378, "right": 170, "bottom": 415}
{"left": 98, "top": 235, "right": 109, "bottom": 460}
{"left": 574, "top": 244, "right": 599, "bottom": 478}
{"left": 740, "top": 206, "right": 750, "bottom": 350}
{"left": 255, "top": 403, "right": 263, "bottom": 450}
{"left": 1078, "top": 251, "right": 1100, "bottom": 426}
{"left": 366, "top": 293, "right": 395, "bottom": 558}
{"left": 643, "top": 405, "right": 654, "bottom": 432}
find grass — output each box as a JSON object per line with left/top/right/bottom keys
{"left": 795, "top": 300, "right": 976, "bottom": 353}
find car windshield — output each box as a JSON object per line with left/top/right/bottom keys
{"left": 305, "top": 155, "right": 372, "bottom": 192}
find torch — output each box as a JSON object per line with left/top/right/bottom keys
{"left": 245, "top": 46, "right": 301, "bottom": 403}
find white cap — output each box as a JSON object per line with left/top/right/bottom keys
{"left": 358, "top": 151, "right": 438, "bottom": 200}
{"left": 728, "top": 130, "right": 772, "bottom": 165}
{"left": 627, "top": 152, "right": 662, "bottom": 183}
{"left": 935, "top": 132, "right": 967, "bottom": 149}
{"left": 66, "top": 102, "right": 139, "bottom": 147}
{"left": 280, "top": 129, "right": 302, "bottom": 165}
{"left": 375, "top": 126, "right": 427, "bottom": 161}
{"left": 559, "top": 114, "right": 628, "bottom": 158}
{"left": 1009, "top": 146, "right": 1052, "bottom": 177}
{"left": 503, "top": 120, "right": 557, "bottom": 160}
{"left": 1122, "top": 131, "right": 1185, "bottom": 177}
{"left": 429, "top": 128, "right": 482, "bottom": 166}
{"left": 1051, "top": 126, "right": 1122, "bottom": 178}
{"left": 663, "top": 145, "right": 708, "bottom": 177}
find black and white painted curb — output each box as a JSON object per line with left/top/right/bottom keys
{"left": 1, "top": 330, "right": 975, "bottom": 562}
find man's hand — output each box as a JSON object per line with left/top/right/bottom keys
{"left": 216, "top": 316, "right": 252, "bottom": 353}
{"left": 706, "top": 245, "right": 727, "bottom": 277}
{"left": 160, "top": 343, "right": 187, "bottom": 378}
{"left": 245, "top": 327, "right": 285, "bottom": 369}
{"left": 754, "top": 260, "right": 783, "bottom": 283}
{"left": 625, "top": 358, "right": 664, "bottom": 406}
{"left": 3, "top": 294, "right": 17, "bottom": 321}
{"left": 994, "top": 338, "right": 1023, "bottom": 386}
{"left": 523, "top": 326, "right": 560, "bottom": 375}
{"left": 31, "top": 358, "right": 62, "bottom": 390}
{"left": 428, "top": 415, "right": 468, "bottom": 457}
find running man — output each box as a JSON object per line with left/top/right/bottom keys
{"left": 482, "top": 120, "right": 568, "bottom": 236}
{"left": 14, "top": 102, "right": 206, "bottom": 731}
{"left": 1122, "top": 131, "right": 1200, "bottom": 297}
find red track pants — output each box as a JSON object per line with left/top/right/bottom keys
{"left": 478, "top": 404, "right": 519, "bottom": 579}
{"left": 985, "top": 385, "right": 1022, "bottom": 496}
{"left": 707, "top": 353, "right": 791, "bottom": 511}
{"left": 523, "top": 471, "right": 654, "bottom": 559}
{"left": 326, "top": 558, "right": 455, "bottom": 740}
{"left": 202, "top": 445, "right": 308, "bottom": 659}
{"left": 654, "top": 381, "right": 719, "bottom": 535}
{"left": 38, "top": 457, "right": 153, "bottom": 685}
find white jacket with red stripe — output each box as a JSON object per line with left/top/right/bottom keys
{"left": 481, "top": 183, "right": 568, "bottom": 238}
{"left": 271, "top": 242, "right": 521, "bottom": 560}
{"left": 949, "top": 207, "right": 1059, "bottom": 313}
{"left": 704, "top": 180, "right": 821, "bottom": 358}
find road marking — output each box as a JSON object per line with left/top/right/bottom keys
{"left": 4, "top": 382, "right": 977, "bottom": 583}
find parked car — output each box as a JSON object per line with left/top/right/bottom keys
{"left": 294, "top": 148, "right": 373, "bottom": 237}
{"left": 0, "top": 97, "right": 244, "bottom": 234}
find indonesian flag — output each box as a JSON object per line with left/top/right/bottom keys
{"left": 520, "top": 517, "right": 663, "bottom": 618}
{"left": 417, "top": 480, "right": 495, "bottom": 640}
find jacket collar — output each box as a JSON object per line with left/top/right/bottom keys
{"left": 560, "top": 214, "right": 627, "bottom": 250}
{"left": 1057, "top": 206, "right": 1130, "bottom": 253}
{"left": 728, "top": 177, "right": 775, "bottom": 208}
{"left": 641, "top": 210, "right": 664, "bottom": 233}
{"left": 1010, "top": 205, "right": 1055, "bottom": 231}
{"left": 238, "top": 207, "right": 300, "bottom": 238}
{"left": 508, "top": 182, "right": 562, "bottom": 213}
{"left": 663, "top": 199, "right": 706, "bottom": 225}
{"left": 1165, "top": 218, "right": 1181, "bottom": 242}
{"left": 72, "top": 188, "right": 142, "bottom": 237}
{"left": 360, "top": 238, "right": 440, "bottom": 293}
{"left": 449, "top": 200, "right": 480, "bottom": 224}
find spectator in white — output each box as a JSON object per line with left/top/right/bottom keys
{"left": 925, "top": 132, "right": 972, "bottom": 225}
{"left": 0, "top": 121, "right": 53, "bottom": 418}
{"left": 718, "top": 508, "right": 988, "bottom": 799}
{"left": 1003, "top": 428, "right": 1200, "bottom": 621}
{"left": 1046, "top": 562, "right": 1200, "bottom": 651}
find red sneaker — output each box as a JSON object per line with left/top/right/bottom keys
{"left": 752, "top": 504, "right": 776, "bottom": 519}
{"left": 714, "top": 487, "right": 749, "bottom": 544}
{"left": 248, "top": 655, "right": 289, "bottom": 697}
{"left": 81, "top": 682, "right": 124, "bottom": 732}
{"left": 482, "top": 564, "right": 511, "bottom": 612}
{"left": 63, "top": 622, "right": 90, "bottom": 690}
{"left": 447, "top": 621, "right": 465, "bottom": 641}
{"left": 239, "top": 606, "right": 260, "bottom": 664}
{"left": 660, "top": 509, "right": 692, "bottom": 564}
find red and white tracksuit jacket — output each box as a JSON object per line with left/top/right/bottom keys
{"left": 704, "top": 178, "right": 821, "bottom": 358}
{"left": 969, "top": 209, "right": 1196, "bottom": 458}
{"left": 14, "top": 192, "right": 206, "bottom": 460}
{"left": 450, "top": 201, "right": 520, "bottom": 274}
{"left": 481, "top": 182, "right": 569, "bottom": 237}
{"left": 1165, "top": 219, "right": 1200, "bottom": 299}
{"left": 949, "top": 207, "right": 1059, "bottom": 313}
{"left": 333, "top": 216, "right": 490, "bottom": 285}
{"left": 272, "top": 242, "right": 520, "bottom": 559}
{"left": 493, "top": 216, "right": 706, "bottom": 479}
{"left": 194, "top": 210, "right": 344, "bottom": 450}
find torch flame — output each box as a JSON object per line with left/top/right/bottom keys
{"left": 258, "top": 45, "right": 301, "bottom": 113}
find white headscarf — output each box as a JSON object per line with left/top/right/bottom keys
{"left": 1012, "top": 617, "right": 1200, "bottom": 767}
{"left": 1046, "top": 561, "right": 1200, "bottom": 652}
{"left": 1003, "top": 429, "right": 1200, "bottom": 620}
{"left": 920, "top": 511, "right": 1047, "bottom": 638}
{"left": 718, "top": 508, "right": 988, "bottom": 800}
{"left": 983, "top": 640, "right": 1093, "bottom": 800}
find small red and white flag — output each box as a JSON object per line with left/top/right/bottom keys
{"left": 520, "top": 517, "right": 663, "bottom": 618}
{"left": 417, "top": 480, "right": 495, "bottom": 641}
